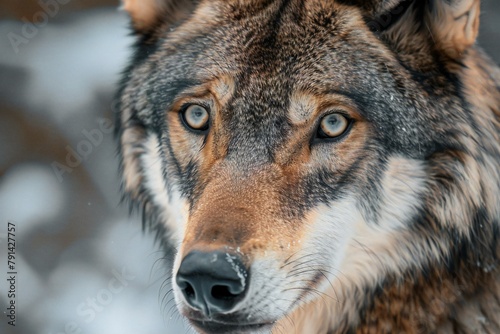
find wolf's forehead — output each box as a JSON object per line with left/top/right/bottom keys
{"left": 180, "top": 0, "right": 363, "bottom": 71}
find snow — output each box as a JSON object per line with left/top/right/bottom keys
{"left": 225, "top": 253, "right": 247, "bottom": 289}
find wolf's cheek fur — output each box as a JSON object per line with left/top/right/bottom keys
{"left": 272, "top": 157, "right": 429, "bottom": 331}
{"left": 140, "top": 133, "right": 189, "bottom": 244}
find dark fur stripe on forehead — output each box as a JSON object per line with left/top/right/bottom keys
{"left": 259, "top": 0, "right": 288, "bottom": 48}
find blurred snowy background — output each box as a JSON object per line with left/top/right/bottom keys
{"left": 0, "top": 1, "right": 498, "bottom": 334}
{"left": 0, "top": 1, "right": 192, "bottom": 334}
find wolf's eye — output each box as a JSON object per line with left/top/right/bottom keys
{"left": 182, "top": 105, "right": 210, "bottom": 131}
{"left": 317, "top": 113, "right": 350, "bottom": 139}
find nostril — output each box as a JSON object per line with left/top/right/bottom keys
{"left": 211, "top": 285, "right": 239, "bottom": 300}
{"left": 177, "top": 278, "right": 197, "bottom": 302}
{"left": 184, "top": 282, "right": 196, "bottom": 299}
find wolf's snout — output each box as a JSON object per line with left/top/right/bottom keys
{"left": 176, "top": 251, "right": 248, "bottom": 316}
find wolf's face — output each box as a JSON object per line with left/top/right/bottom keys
{"left": 117, "top": 0, "right": 499, "bottom": 333}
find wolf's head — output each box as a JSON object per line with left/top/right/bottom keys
{"left": 116, "top": 0, "right": 500, "bottom": 333}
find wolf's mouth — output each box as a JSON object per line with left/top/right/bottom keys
{"left": 189, "top": 319, "right": 274, "bottom": 334}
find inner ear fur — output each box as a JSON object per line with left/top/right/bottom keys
{"left": 428, "top": 0, "right": 480, "bottom": 58}
{"left": 360, "top": 0, "right": 481, "bottom": 60}
{"left": 122, "top": 0, "right": 198, "bottom": 34}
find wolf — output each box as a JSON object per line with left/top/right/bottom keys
{"left": 115, "top": 0, "right": 500, "bottom": 333}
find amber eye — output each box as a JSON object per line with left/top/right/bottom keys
{"left": 182, "top": 105, "right": 210, "bottom": 131}
{"left": 317, "top": 113, "right": 350, "bottom": 139}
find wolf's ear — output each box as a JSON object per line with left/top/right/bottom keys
{"left": 358, "top": 0, "right": 480, "bottom": 59}
{"left": 122, "top": 0, "right": 198, "bottom": 34}
{"left": 427, "top": 0, "right": 480, "bottom": 58}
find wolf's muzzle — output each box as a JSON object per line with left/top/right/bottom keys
{"left": 176, "top": 250, "right": 248, "bottom": 316}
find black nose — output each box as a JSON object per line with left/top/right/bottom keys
{"left": 176, "top": 251, "right": 248, "bottom": 316}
